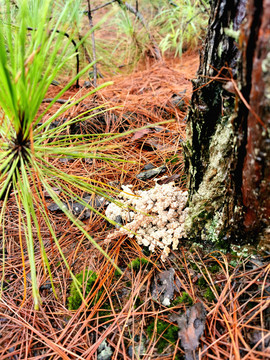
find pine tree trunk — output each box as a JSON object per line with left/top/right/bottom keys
{"left": 184, "top": 0, "right": 270, "bottom": 247}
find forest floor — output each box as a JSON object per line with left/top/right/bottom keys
{"left": 0, "top": 52, "right": 269, "bottom": 360}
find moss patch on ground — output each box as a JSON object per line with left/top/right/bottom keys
{"left": 146, "top": 319, "right": 179, "bottom": 353}
{"left": 68, "top": 270, "right": 99, "bottom": 310}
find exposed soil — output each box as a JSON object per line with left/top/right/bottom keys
{"left": 1, "top": 53, "right": 269, "bottom": 359}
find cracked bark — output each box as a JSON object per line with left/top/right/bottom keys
{"left": 184, "top": 0, "right": 270, "bottom": 247}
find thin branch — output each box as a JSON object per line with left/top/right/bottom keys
{"left": 86, "top": 0, "right": 97, "bottom": 87}
{"left": 27, "top": 27, "right": 80, "bottom": 88}
{"left": 185, "top": 10, "right": 205, "bottom": 27}
{"left": 42, "top": 98, "right": 69, "bottom": 104}
{"left": 78, "top": 32, "right": 92, "bottom": 64}
{"left": 167, "top": 0, "right": 178, "bottom": 7}
{"left": 84, "top": 0, "right": 117, "bottom": 13}
{"left": 117, "top": 1, "right": 146, "bottom": 27}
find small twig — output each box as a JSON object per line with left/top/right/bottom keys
{"left": 78, "top": 32, "right": 92, "bottom": 64}
{"left": 167, "top": 0, "right": 178, "bottom": 7}
{"left": 86, "top": 0, "right": 97, "bottom": 88}
{"left": 42, "top": 98, "right": 69, "bottom": 104}
{"left": 117, "top": 1, "right": 145, "bottom": 26}
{"left": 185, "top": 10, "right": 205, "bottom": 28}
{"left": 84, "top": 0, "right": 117, "bottom": 13}
{"left": 27, "top": 27, "right": 80, "bottom": 88}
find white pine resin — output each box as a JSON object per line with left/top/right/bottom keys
{"left": 105, "top": 182, "right": 188, "bottom": 260}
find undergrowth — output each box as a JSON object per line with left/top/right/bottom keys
{"left": 57, "top": 0, "right": 210, "bottom": 76}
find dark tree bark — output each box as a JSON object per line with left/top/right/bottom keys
{"left": 184, "top": 0, "right": 270, "bottom": 247}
